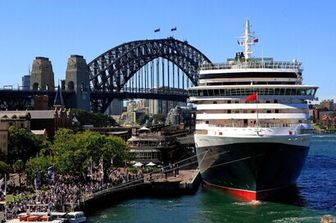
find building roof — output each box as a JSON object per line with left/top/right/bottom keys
{"left": 31, "top": 129, "right": 47, "bottom": 136}
{"left": 28, "top": 110, "right": 55, "bottom": 119}
{"left": 0, "top": 111, "right": 30, "bottom": 119}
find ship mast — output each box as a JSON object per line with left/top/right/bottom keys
{"left": 240, "top": 19, "right": 258, "bottom": 60}
{"left": 244, "top": 20, "right": 252, "bottom": 59}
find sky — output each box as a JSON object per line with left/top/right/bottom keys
{"left": 0, "top": 0, "right": 335, "bottom": 101}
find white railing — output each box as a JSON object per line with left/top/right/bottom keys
{"left": 196, "top": 123, "right": 309, "bottom": 129}
{"left": 200, "top": 61, "right": 302, "bottom": 71}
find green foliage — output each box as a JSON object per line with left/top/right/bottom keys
{"left": 153, "top": 113, "right": 166, "bottom": 123}
{"left": 24, "top": 127, "right": 132, "bottom": 182}
{"left": 72, "top": 109, "right": 116, "bottom": 127}
{"left": 25, "top": 155, "right": 55, "bottom": 182}
{"left": 137, "top": 113, "right": 149, "bottom": 125}
{"left": 13, "top": 159, "right": 24, "bottom": 172}
{"left": 35, "top": 129, "right": 130, "bottom": 177}
{"left": 0, "top": 161, "right": 10, "bottom": 174}
{"left": 7, "top": 126, "right": 48, "bottom": 165}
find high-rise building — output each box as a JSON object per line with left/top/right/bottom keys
{"left": 148, "top": 87, "right": 186, "bottom": 114}
{"left": 22, "top": 75, "right": 30, "bottom": 90}
{"left": 105, "top": 99, "right": 124, "bottom": 115}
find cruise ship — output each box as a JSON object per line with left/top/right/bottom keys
{"left": 188, "top": 20, "right": 318, "bottom": 200}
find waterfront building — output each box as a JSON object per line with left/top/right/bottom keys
{"left": 29, "top": 108, "right": 73, "bottom": 139}
{"left": 319, "top": 99, "right": 335, "bottom": 111}
{"left": 0, "top": 111, "right": 31, "bottom": 155}
{"left": 128, "top": 125, "right": 190, "bottom": 164}
{"left": 0, "top": 122, "right": 9, "bottom": 155}
{"left": 0, "top": 111, "right": 31, "bottom": 129}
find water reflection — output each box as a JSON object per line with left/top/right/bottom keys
{"left": 198, "top": 187, "right": 318, "bottom": 223}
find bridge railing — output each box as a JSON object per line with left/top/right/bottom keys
{"left": 120, "top": 87, "right": 188, "bottom": 95}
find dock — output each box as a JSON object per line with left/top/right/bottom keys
{"left": 82, "top": 169, "right": 200, "bottom": 213}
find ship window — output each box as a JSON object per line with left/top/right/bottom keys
{"left": 227, "top": 100, "right": 231, "bottom": 104}
{"left": 274, "top": 100, "right": 278, "bottom": 103}
{"left": 267, "top": 110, "right": 271, "bottom": 113}
{"left": 275, "top": 109, "right": 279, "bottom": 113}
{"left": 227, "top": 110, "right": 231, "bottom": 113}
{"left": 205, "top": 120, "right": 209, "bottom": 124}
{"left": 214, "top": 89, "right": 219, "bottom": 96}
{"left": 213, "top": 101, "right": 217, "bottom": 104}
{"left": 204, "top": 90, "right": 209, "bottom": 96}
{"left": 307, "top": 89, "right": 313, "bottom": 95}
{"left": 266, "top": 100, "right": 270, "bottom": 103}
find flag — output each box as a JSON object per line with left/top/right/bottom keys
{"left": 245, "top": 92, "right": 258, "bottom": 102}
{"left": 171, "top": 27, "right": 177, "bottom": 31}
{"left": 87, "top": 157, "right": 93, "bottom": 179}
{"left": 154, "top": 28, "right": 160, "bottom": 32}
{"left": 34, "top": 170, "right": 41, "bottom": 189}
{"left": 253, "top": 38, "right": 259, "bottom": 43}
{"left": 237, "top": 40, "right": 244, "bottom": 46}
{"left": 0, "top": 177, "right": 4, "bottom": 192}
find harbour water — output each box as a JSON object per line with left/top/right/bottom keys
{"left": 87, "top": 135, "right": 336, "bottom": 223}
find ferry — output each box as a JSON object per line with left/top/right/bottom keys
{"left": 188, "top": 20, "right": 318, "bottom": 200}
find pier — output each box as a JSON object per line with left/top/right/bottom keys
{"left": 82, "top": 169, "right": 200, "bottom": 213}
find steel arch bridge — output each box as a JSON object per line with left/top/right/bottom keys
{"left": 88, "top": 38, "right": 212, "bottom": 112}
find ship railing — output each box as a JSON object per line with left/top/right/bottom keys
{"left": 200, "top": 61, "right": 302, "bottom": 71}
{"left": 199, "top": 123, "right": 307, "bottom": 128}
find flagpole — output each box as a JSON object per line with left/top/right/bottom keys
{"left": 256, "top": 93, "right": 259, "bottom": 134}
{"left": 4, "top": 174, "right": 6, "bottom": 221}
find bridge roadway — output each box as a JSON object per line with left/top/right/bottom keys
{"left": 0, "top": 88, "right": 188, "bottom": 110}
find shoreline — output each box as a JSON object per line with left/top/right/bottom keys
{"left": 82, "top": 170, "right": 201, "bottom": 214}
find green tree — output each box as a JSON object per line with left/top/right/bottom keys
{"left": 25, "top": 155, "right": 55, "bottom": 183}
{"left": 0, "top": 161, "right": 10, "bottom": 175}
{"left": 49, "top": 129, "right": 131, "bottom": 178}
{"left": 153, "top": 113, "right": 166, "bottom": 124}
{"left": 7, "top": 126, "right": 48, "bottom": 165}
{"left": 72, "top": 109, "right": 117, "bottom": 127}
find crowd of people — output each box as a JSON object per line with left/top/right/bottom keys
{"left": 4, "top": 167, "right": 144, "bottom": 220}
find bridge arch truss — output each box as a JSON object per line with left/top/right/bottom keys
{"left": 88, "top": 38, "right": 211, "bottom": 91}
{"left": 88, "top": 38, "right": 212, "bottom": 112}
